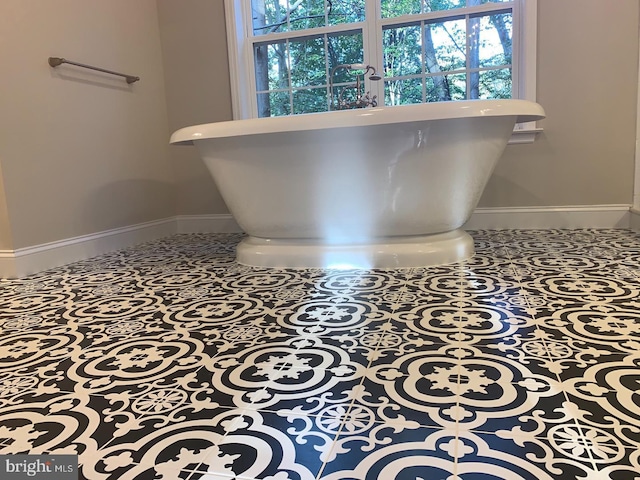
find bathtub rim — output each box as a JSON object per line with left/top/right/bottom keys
{"left": 170, "top": 99, "right": 545, "bottom": 144}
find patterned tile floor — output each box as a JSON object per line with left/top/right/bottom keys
{"left": 1, "top": 229, "right": 639, "bottom": 480}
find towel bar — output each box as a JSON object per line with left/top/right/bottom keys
{"left": 48, "top": 57, "right": 139, "bottom": 84}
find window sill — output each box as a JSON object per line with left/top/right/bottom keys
{"left": 508, "top": 126, "right": 544, "bottom": 145}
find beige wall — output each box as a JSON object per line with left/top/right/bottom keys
{"left": 1, "top": 0, "right": 636, "bottom": 252}
{"left": 160, "top": 0, "right": 639, "bottom": 214}
{"left": 0, "top": 0, "right": 175, "bottom": 249}
{"left": 0, "top": 165, "right": 13, "bottom": 250}
{"left": 158, "top": 0, "right": 233, "bottom": 214}
{"left": 480, "top": 0, "right": 638, "bottom": 207}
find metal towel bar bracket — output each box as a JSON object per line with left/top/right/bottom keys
{"left": 48, "top": 57, "right": 140, "bottom": 84}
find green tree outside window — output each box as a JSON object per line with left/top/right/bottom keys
{"left": 250, "top": 0, "right": 513, "bottom": 117}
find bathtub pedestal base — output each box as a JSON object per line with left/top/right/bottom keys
{"left": 236, "top": 229, "right": 474, "bottom": 269}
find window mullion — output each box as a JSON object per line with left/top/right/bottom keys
{"left": 251, "top": 23, "right": 366, "bottom": 44}
{"left": 379, "top": 2, "right": 514, "bottom": 27}
{"left": 422, "top": 21, "right": 426, "bottom": 103}
{"left": 324, "top": 33, "right": 330, "bottom": 111}
{"left": 364, "top": 0, "right": 383, "bottom": 104}
{"left": 465, "top": 14, "right": 470, "bottom": 100}
{"left": 286, "top": 39, "right": 293, "bottom": 115}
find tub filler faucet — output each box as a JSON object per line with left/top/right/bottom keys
{"left": 329, "top": 64, "right": 381, "bottom": 110}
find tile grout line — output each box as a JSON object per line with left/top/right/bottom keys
{"left": 502, "top": 232, "right": 602, "bottom": 473}
{"left": 453, "top": 258, "right": 469, "bottom": 477}
{"left": 315, "top": 268, "right": 415, "bottom": 480}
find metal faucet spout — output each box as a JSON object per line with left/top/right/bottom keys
{"left": 329, "top": 64, "right": 381, "bottom": 110}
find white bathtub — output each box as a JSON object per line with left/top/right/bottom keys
{"left": 171, "top": 99, "right": 545, "bottom": 269}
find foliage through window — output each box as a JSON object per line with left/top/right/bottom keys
{"left": 228, "top": 0, "right": 531, "bottom": 118}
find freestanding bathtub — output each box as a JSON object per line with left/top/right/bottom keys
{"left": 171, "top": 99, "right": 545, "bottom": 269}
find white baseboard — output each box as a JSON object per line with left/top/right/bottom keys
{"left": 176, "top": 206, "right": 633, "bottom": 234}
{"left": 463, "top": 204, "right": 632, "bottom": 230}
{"left": 0, "top": 218, "right": 176, "bottom": 279}
{"left": 176, "top": 214, "right": 242, "bottom": 233}
{"left": 630, "top": 208, "right": 640, "bottom": 231}
{"left": 0, "top": 205, "right": 634, "bottom": 279}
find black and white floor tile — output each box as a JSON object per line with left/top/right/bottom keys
{"left": 1, "top": 229, "right": 639, "bottom": 479}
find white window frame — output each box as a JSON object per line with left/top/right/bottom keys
{"left": 224, "top": 0, "right": 539, "bottom": 141}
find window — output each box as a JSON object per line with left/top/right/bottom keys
{"left": 224, "top": 0, "right": 536, "bottom": 122}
